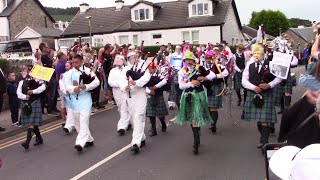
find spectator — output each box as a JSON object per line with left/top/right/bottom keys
{"left": 0, "top": 67, "right": 7, "bottom": 131}
{"left": 39, "top": 42, "right": 59, "bottom": 115}
{"left": 68, "top": 51, "right": 75, "bottom": 61}
{"left": 302, "top": 43, "right": 310, "bottom": 70}
{"left": 101, "top": 44, "right": 116, "bottom": 103}
{"left": 311, "top": 33, "right": 320, "bottom": 60}
{"left": 7, "top": 72, "right": 19, "bottom": 126}
{"left": 299, "top": 58, "right": 320, "bottom": 91}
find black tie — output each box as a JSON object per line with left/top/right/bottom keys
{"left": 256, "top": 63, "right": 260, "bottom": 73}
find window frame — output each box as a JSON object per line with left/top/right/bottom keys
{"left": 191, "top": 3, "right": 209, "bottom": 16}
{"left": 134, "top": 8, "right": 151, "bottom": 21}
{"left": 119, "top": 35, "right": 129, "bottom": 45}
{"left": 191, "top": 30, "right": 199, "bottom": 44}
{"left": 133, "top": 34, "right": 139, "bottom": 45}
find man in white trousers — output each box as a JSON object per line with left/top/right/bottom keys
{"left": 63, "top": 55, "right": 100, "bottom": 152}
{"left": 108, "top": 55, "right": 131, "bottom": 136}
{"left": 120, "top": 53, "right": 154, "bottom": 154}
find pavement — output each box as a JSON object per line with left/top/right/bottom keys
{"left": 0, "top": 66, "right": 309, "bottom": 180}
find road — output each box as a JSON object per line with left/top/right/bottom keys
{"left": 0, "top": 66, "right": 307, "bottom": 180}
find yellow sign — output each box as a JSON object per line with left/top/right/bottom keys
{"left": 30, "top": 64, "right": 55, "bottom": 81}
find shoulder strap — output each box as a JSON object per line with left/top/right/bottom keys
{"left": 214, "top": 59, "right": 226, "bottom": 97}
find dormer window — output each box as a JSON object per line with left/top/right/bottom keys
{"left": 134, "top": 9, "right": 150, "bottom": 21}
{"left": 192, "top": 3, "right": 209, "bottom": 16}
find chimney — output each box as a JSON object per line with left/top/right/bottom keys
{"left": 0, "top": 0, "right": 7, "bottom": 13}
{"left": 115, "top": 0, "right": 124, "bottom": 11}
{"left": 79, "top": 3, "right": 90, "bottom": 14}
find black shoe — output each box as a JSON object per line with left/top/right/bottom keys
{"left": 84, "top": 141, "right": 94, "bottom": 148}
{"left": 75, "top": 145, "right": 83, "bottom": 152}
{"left": 141, "top": 140, "right": 146, "bottom": 148}
{"left": 63, "top": 128, "right": 70, "bottom": 134}
{"left": 210, "top": 126, "right": 217, "bottom": 134}
{"left": 193, "top": 145, "right": 199, "bottom": 155}
{"left": 21, "top": 142, "right": 29, "bottom": 150}
{"left": 127, "top": 124, "right": 132, "bottom": 131}
{"left": 34, "top": 138, "right": 43, "bottom": 146}
{"left": 150, "top": 130, "right": 157, "bottom": 137}
{"left": 0, "top": 127, "right": 5, "bottom": 131}
{"left": 161, "top": 125, "right": 167, "bottom": 132}
{"left": 131, "top": 144, "right": 139, "bottom": 154}
{"left": 118, "top": 129, "right": 125, "bottom": 136}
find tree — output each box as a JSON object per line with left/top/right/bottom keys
{"left": 289, "top": 18, "right": 312, "bottom": 28}
{"left": 249, "top": 10, "right": 290, "bottom": 37}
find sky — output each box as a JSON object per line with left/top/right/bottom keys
{"left": 39, "top": 0, "right": 320, "bottom": 24}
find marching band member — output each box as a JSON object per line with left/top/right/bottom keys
{"left": 241, "top": 44, "right": 282, "bottom": 150}
{"left": 176, "top": 51, "right": 214, "bottom": 155}
{"left": 146, "top": 61, "right": 170, "bottom": 137}
{"left": 108, "top": 55, "right": 131, "bottom": 136}
{"left": 17, "top": 66, "right": 46, "bottom": 150}
{"left": 169, "top": 46, "right": 183, "bottom": 108}
{"left": 204, "top": 51, "right": 229, "bottom": 134}
{"left": 233, "top": 45, "right": 247, "bottom": 106}
{"left": 63, "top": 55, "right": 99, "bottom": 152}
{"left": 120, "top": 52, "right": 154, "bottom": 154}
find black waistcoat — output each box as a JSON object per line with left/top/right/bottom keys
{"left": 248, "top": 61, "right": 275, "bottom": 86}
{"left": 235, "top": 53, "right": 245, "bottom": 70}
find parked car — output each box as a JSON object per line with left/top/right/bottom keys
{"left": 0, "top": 40, "right": 32, "bottom": 53}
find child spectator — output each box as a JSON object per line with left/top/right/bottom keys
{"left": 7, "top": 72, "right": 19, "bottom": 126}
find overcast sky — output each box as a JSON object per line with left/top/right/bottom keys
{"left": 39, "top": 0, "right": 320, "bottom": 24}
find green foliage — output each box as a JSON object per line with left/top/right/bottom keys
{"left": 46, "top": 7, "right": 79, "bottom": 15}
{"left": 52, "top": 15, "right": 74, "bottom": 22}
{"left": 0, "top": 58, "right": 11, "bottom": 74}
{"left": 249, "top": 10, "right": 290, "bottom": 37}
{"left": 289, "top": 18, "right": 312, "bottom": 28}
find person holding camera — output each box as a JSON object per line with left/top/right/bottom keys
{"left": 241, "top": 44, "right": 282, "bottom": 151}
{"left": 17, "top": 66, "right": 46, "bottom": 150}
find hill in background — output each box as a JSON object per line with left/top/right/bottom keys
{"left": 46, "top": 7, "right": 79, "bottom": 21}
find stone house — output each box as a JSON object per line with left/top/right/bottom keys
{"left": 0, "top": 0, "right": 58, "bottom": 50}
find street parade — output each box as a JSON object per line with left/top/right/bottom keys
{"left": 0, "top": 0, "right": 320, "bottom": 179}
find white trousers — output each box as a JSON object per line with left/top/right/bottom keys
{"left": 113, "top": 89, "right": 131, "bottom": 131}
{"left": 127, "top": 90, "right": 147, "bottom": 147}
{"left": 72, "top": 110, "right": 94, "bottom": 148}
{"left": 64, "top": 108, "right": 74, "bottom": 132}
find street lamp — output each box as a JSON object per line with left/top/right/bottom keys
{"left": 85, "top": 16, "right": 92, "bottom": 47}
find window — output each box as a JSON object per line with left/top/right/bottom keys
{"left": 94, "top": 38, "right": 104, "bottom": 47}
{"left": 134, "top": 9, "right": 150, "bottom": 21}
{"left": 133, "top": 35, "right": 138, "bottom": 45}
{"left": 182, "top": 31, "right": 190, "bottom": 42}
{"left": 192, "top": 31, "right": 199, "bottom": 44}
{"left": 192, "top": 4, "right": 196, "bottom": 15}
{"left": 0, "top": 36, "right": 8, "bottom": 42}
{"left": 153, "top": 34, "right": 162, "bottom": 39}
{"left": 119, "top": 35, "right": 129, "bottom": 45}
{"left": 191, "top": 3, "right": 209, "bottom": 16}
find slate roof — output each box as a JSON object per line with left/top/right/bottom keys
{"left": 242, "top": 25, "right": 275, "bottom": 40}
{"left": 61, "top": 0, "right": 238, "bottom": 37}
{"left": 0, "top": 0, "right": 55, "bottom": 22}
{"left": 31, "top": 27, "right": 62, "bottom": 37}
{"left": 289, "top": 27, "right": 315, "bottom": 43}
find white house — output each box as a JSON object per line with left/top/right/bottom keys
{"left": 58, "top": 0, "right": 245, "bottom": 49}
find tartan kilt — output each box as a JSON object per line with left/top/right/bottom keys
{"left": 282, "top": 74, "right": 293, "bottom": 94}
{"left": 207, "top": 83, "right": 223, "bottom": 108}
{"left": 273, "top": 84, "right": 283, "bottom": 107}
{"left": 146, "top": 94, "right": 169, "bottom": 117}
{"left": 21, "top": 100, "right": 42, "bottom": 126}
{"left": 233, "top": 72, "right": 243, "bottom": 91}
{"left": 243, "top": 90, "right": 277, "bottom": 123}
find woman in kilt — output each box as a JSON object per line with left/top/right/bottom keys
{"left": 146, "top": 62, "right": 169, "bottom": 136}
{"left": 241, "top": 44, "right": 282, "bottom": 150}
{"left": 17, "top": 66, "right": 46, "bottom": 150}
{"left": 176, "top": 51, "right": 214, "bottom": 155}
{"left": 233, "top": 45, "right": 247, "bottom": 106}
{"left": 203, "top": 51, "right": 229, "bottom": 134}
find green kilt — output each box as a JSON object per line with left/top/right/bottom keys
{"left": 176, "top": 90, "right": 213, "bottom": 127}
{"left": 273, "top": 84, "right": 283, "bottom": 107}
{"left": 207, "top": 83, "right": 223, "bottom": 108}
{"left": 146, "top": 94, "right": 169, "bottom": 117}
{"left": 233, "top": 72, "right": 243, "bottom": 91}
{"left": 243, "top": 90, "right": 277, "bottom": 123}
{"left": 21, "top": 100, "right": 42, "bottom": 126}
{"left": 282, "top": 74, "right": 293, "bottom": 94}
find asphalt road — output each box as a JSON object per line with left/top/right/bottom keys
{"left": 0, "top": 66, "right": 307, "bottom": 180}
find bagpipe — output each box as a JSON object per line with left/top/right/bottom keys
{"left": 197, "top": 65, "right": 213, "bottom": 96}
{"left": 75, "top": 64, "right": 96, "bottom": 100}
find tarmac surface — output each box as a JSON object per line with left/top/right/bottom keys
{"left": 0, "top": 66, "right": 308, "bottom": 180}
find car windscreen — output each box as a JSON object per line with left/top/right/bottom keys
{"left": 0, "top": 44, "right": 7, "bottom": 52}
